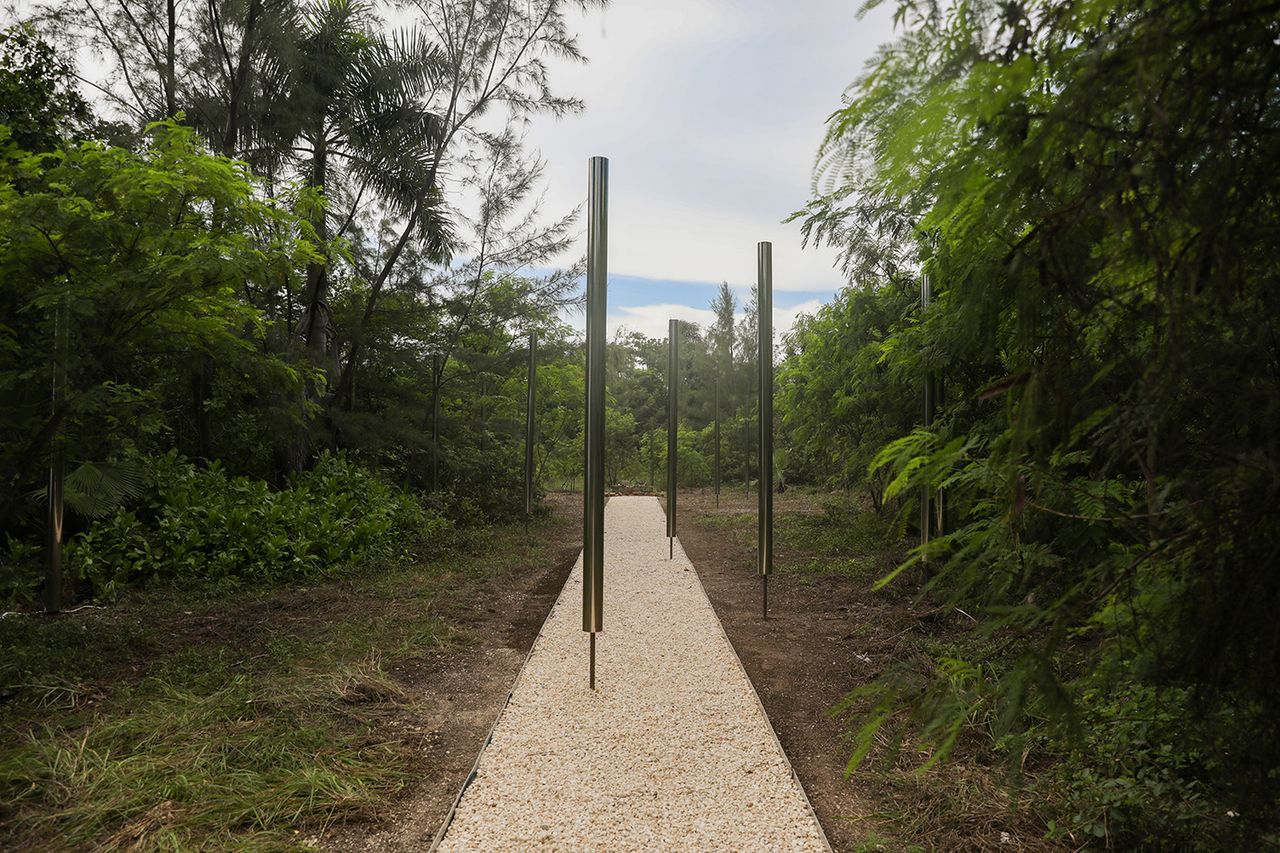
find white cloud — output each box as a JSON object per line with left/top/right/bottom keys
{"left": 608, "top": 303, "right": 719, "bottom": 340}
{"left": 526, "top": 0, "right": 900, "bottom": 295}
{"left": 565, "top": 298, "right": 823, "bottom": 344}
{"left": 776, "top": 298, "right": 824, "bottom": 341}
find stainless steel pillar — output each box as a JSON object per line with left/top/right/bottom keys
{"left": 44, "top": 296, "right": 67, "bottom": 614}
{"left": 758, "top": 242, "right": 774, "bottom": 619}
{"left": 431, "top": 352, "right": 440, "bottom": 493}
{"left": 525, "top": 331, "right": 537, "bottom": 520}
{"left": 920, "top": 268, "right": 933, "bottom": 565}
{"left": 667, "top": 318, "right": 679, "bottom": 558}
{"left": 583, "top": 157, "right": 608, "bottom": 686}
{"left": 713, "top": 375, "right": 721, "bottom": 510}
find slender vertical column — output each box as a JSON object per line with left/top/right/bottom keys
{"left": 431, "top": 352, "right": 441, "bottom": 492}
{"left": 713, "top": 375, "right": 721, "bottom": 510}
{"left": 525, "top": 331, "right": 537, "bottom": 521}
{"left": 583, "top": 156, "right": 608, "bottom": 687}
{"left": 667, "top": 319, "right": 679, "bottom": 559}
{"left": 758, "top": 242, "right": 774, "bottom": 619}
{"left": 44, "top": 296, "right": 67, "bottom": 614}
{"left": 920, "top": 267, "right": 933, "bottom": 565}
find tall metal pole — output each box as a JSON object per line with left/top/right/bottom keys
{"left": 44, "top": 296, "right": 67, "bottom": 614}
{"left": 525, "top": 331, "right": 537, "bottom": 523}
{"left": 713, "top": 375, "right": 721, "bottom": 510}
{"left": 920, "top": 267, "right": 933, "bottom": 566}
{"left": 431, "top": 352, "right": 441, "bottom": 492}
{"left": 667, "top": 319, "right": 679, "bottom": 559}
{"left": 583, "top": 156, "right": 608, "bottom": 687}
{"left": 758, "top": 242, "right": 774, "bottom": 620}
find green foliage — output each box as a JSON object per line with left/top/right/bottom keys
{"left": 0, "top": 22, "right": 92, "bottom": 152}
{"left": 1042, "top": 683, "right": 1237, "bottom": 848}
{"left": 0, "top": 120, "right": 318, "bottom": 533}
{"left": 779, "top": 278, "right": 918, "bottom": 507}
{"left": 791, "top": 0, "right": 1280, "bottom": 844}
{"left": 67, "top": 452, "right": 448, "bottom": 598}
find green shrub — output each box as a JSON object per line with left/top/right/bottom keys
{"left": 791, "top": 497, "right": 897, "bottom": 557}
{"left": 1043, "top": 682, "right": 1256, "bottom": 850}
{"left": 66, "top": 452, "right": 450, "bottom": 597}
{"left": 0, "top": 535, "right": 41, "bottom": 606}
{"left": 439, "top": 440, "right": 526, "bottom": 522}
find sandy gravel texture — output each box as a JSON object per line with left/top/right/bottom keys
{"left": 436, "top": 496, "right": 830, "bottom": 853}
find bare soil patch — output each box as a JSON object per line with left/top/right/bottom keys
{"left": 322, "top": 493, "right": 581, "bottom": 850}
{"left": 679, "top": 488, "right": 1060, "bottom": 852}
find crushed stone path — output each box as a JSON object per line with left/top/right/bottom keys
{"left": 435, "top": 496, "right": 830, "bottom": 852}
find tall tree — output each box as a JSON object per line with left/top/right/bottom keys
{"left": 708, "top": 281, "right": 736, "bottom": 383}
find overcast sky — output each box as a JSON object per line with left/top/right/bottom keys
{"left": 527, "top": 0, "right": 900, "bottom": 340}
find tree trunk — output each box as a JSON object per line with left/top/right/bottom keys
{"left": 332, "top": 201, "right": 421, "bottom": 407}
{"left": 191, "top": 353, "right": 213, "bottom": 461}
{"left": 165, "top": 0, "right": 177, "bottom": 117}
{"left": 221, "top": 0, "right": 263, "bottom": 157}
{"left": 301, "top": 131, "right": 329, "bottom": 356}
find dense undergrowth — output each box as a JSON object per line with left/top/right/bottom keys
{"left": 760, "top": 493, "right": 1270, "bottom": 849}
{"left": 2, "top": 453, "right": 453, "bottom": 606}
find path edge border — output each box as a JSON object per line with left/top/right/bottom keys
{"left": 427, "top": 546, "right": 586, "bottom": 852}
{"left": 673, "top": 504, "right": 836, "bottom": 853}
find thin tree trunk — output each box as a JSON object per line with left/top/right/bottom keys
{"left": 333, "top": 201, "right": 421, "bottom": 407}
{"left": 191, "top": 353, "right": 213, "bottom": 461}
{"left": 302, "top": 130, "right": 329, "bottom": 356}
{"left": 165, "top": 0, "right": 177, "bottom": 116}
{"left": 221, "top": 0, "right": 262, "bottom": 157}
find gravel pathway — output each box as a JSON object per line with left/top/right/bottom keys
{"left": 435, "top": 496, "right": 830, "bottom": 852}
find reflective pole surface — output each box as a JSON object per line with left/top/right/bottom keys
{"left": 713, "top": 375, "right": 721, "bottom": 510}
{"left": 525, "top": 331, "right": 537, "bottom": 520}
{"left": 44, "top": 296, "right": 67, "bottom": 614}
{"left": 667, "top": 319, "right": 679, "bottom": 558}
{"left": 431, "top": 352, "right": 441, "bottom": 492}
{"left": 920, "top": 268, "right": 933, "bottom": 565}
{"left": 583, "top": 156, "right": 608, "bottom": 687}
{"left": 758, "top": 242, "right": 774, "bottom": 619}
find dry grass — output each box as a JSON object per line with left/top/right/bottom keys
{"left": 0, "top": 513, "right": 571, "bottom": 851}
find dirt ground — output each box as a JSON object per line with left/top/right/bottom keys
{"left": 322, "top": 493, "right": 581, "bottom": 851}
{"left": 678, "top": 488, "right": 1060, "bottom": 853}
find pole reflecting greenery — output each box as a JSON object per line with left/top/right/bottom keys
{"left": 44, "top": 295, "right": 67, "bottom": 614}
{"left": 667, "top": 318, "right": 679, "bottom": 558}
{"left": 713, "top": 375, "right": 721, "bottom": 510}
{"left": 431, "top": 352, "right": 440, "bottom": 493}
{"left": 583, "top": 157, "right": 608, "bottom": 666}
{"left": 758, "top": 242, "right": 774, "bottom": 618}
{"left": 525, "top": 331, "right": 537, "bottom": 520}
{"left": 920, "top": 267, "right": 933, "bottom": 565}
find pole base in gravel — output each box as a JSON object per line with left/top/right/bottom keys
{"left": 435, "top": 496, "right": 829, "bottom": 852}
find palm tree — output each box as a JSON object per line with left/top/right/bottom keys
{"left": 285, "top": 0, "right": 452, "bottom": 363}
